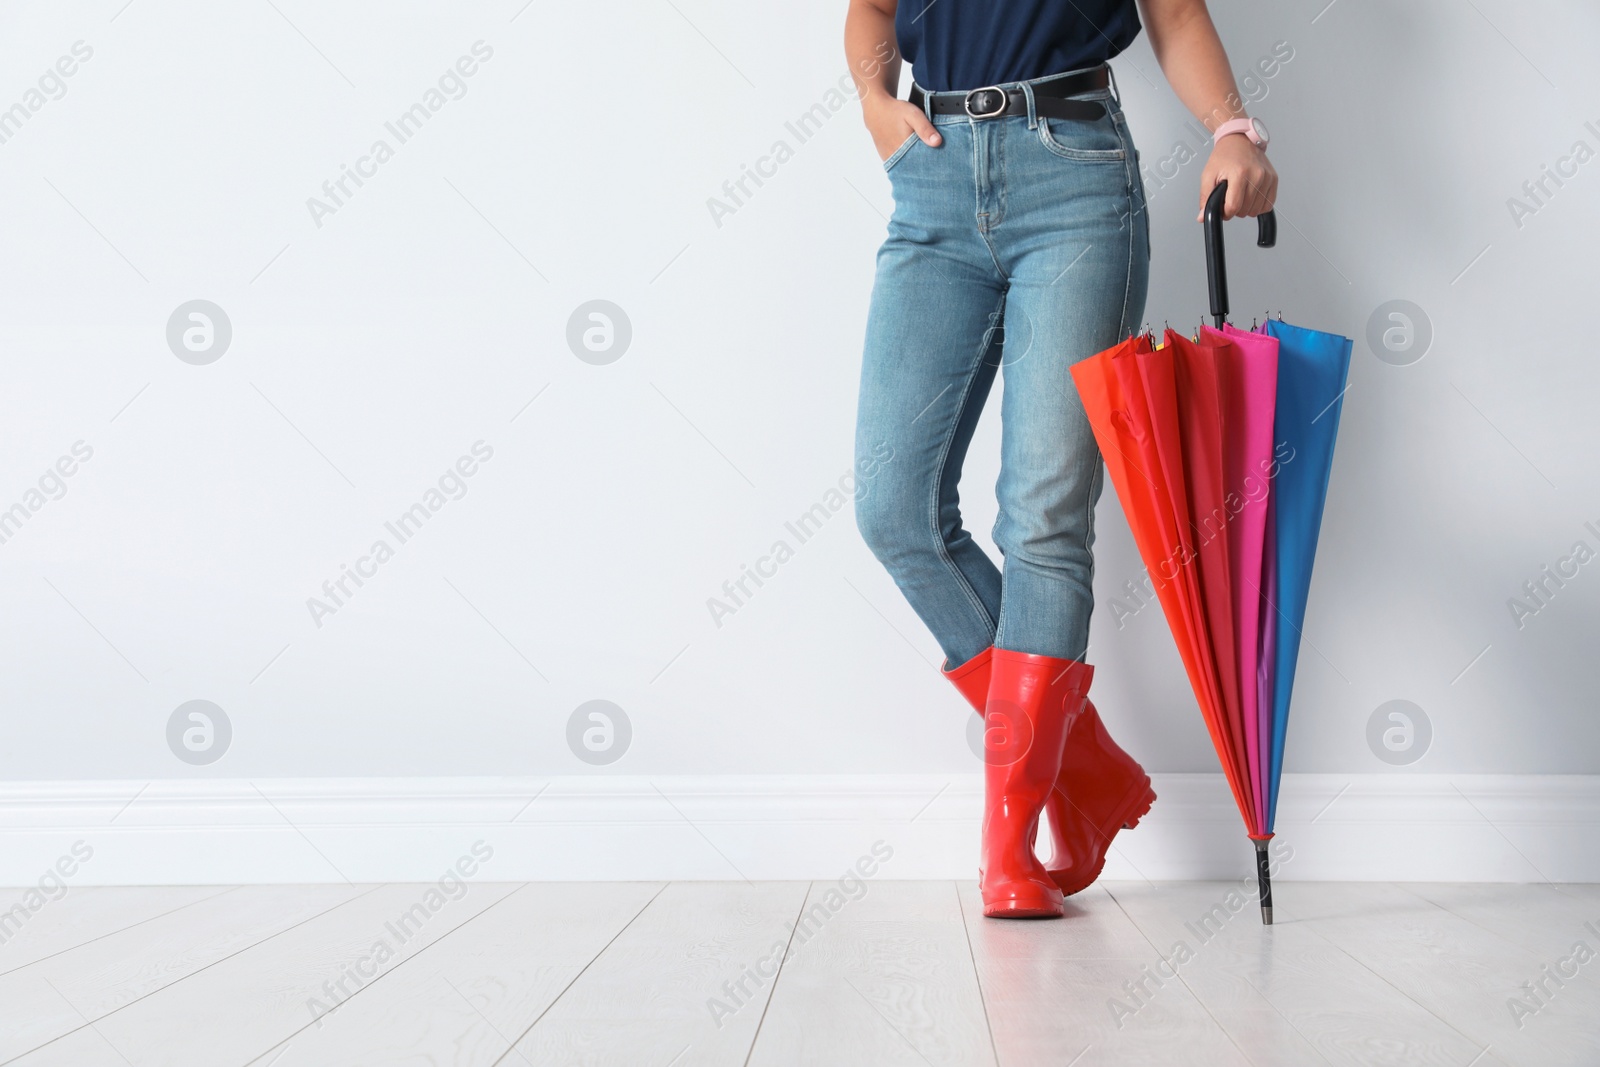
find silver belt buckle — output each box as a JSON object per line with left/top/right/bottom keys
{"left": 963, "top": 85, "right": 1008, "bottom": 119}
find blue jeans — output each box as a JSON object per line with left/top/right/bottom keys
{"left": 854, "top": 71, "right": 1150, "bottom": 669}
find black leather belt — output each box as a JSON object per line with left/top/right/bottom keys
{"left": 909, "top": 66, "right": 1109, "bottom": 122}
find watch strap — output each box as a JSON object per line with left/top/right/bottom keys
{"left": 1213, "top": 117, "right": 1264, "bottom": 146}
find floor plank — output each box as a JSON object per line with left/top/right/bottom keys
{"left": 1107, "top": 880, "right": 1486, "bottom": 1067}
{"left": 243, "top": 882, "right": 664, "bottom": 1067}
{"left": 1401, "top": 882, "right": 1599, "bottom": 959}
{"left": 38, "top": 882, "right": 512, "bottom": 1066}
{"left": 0, "top": 887, "right": 230, "bottom": 976}
{"left": 748, "top": 881, "right": 996, "bottom": 1066}
{"left": 1297, "top": 882, "right": 1600, "bottom": 1067}
{"left": 7, "top": 1026, "right": 131, "bottom": 1067}
{"left": 0, "top": 884, "right": 365, "bottom": 1062}
{"left": 959, "top": 881, "right": 1254, "bottom": 1067}
{"left": 506, "top": 881, "right": 810, "bottom": 1066}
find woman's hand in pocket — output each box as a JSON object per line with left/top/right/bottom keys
{"left": 863, "top": 93, "right": 942, "bottom": 162}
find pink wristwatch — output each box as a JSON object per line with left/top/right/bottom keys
{"left": 1213, "top": 116, "right": 1269, "bottom": 148}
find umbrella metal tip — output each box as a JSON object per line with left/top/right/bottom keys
{"left": 1260, "top": 905, "right": 1274, "bottom": 925}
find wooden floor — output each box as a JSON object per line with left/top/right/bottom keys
{"left": 0, "top": 881, "right": 1595, "bottom": 1066}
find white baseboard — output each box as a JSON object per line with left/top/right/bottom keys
{"left": 1, "top": 774, "right": 1596, "bottom": 886}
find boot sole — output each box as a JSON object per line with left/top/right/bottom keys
{"left": 982, "top": 885, "right": 1065, "bottom": 919}
{"left": 979, "top": 876, "right": 1068, "bottom": 921}
{"left": 1049, "top": 777, "right": 1156, "bottom": 896}
{"left": 983, "top": 902, "right": 1063, "bottom": 919}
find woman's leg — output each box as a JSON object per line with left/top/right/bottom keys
{"left": 978, "top": 91, "right": 1155, "bottom": 907}
{"left": 989, "top": 98, "right": 1151, "bottom": 660}
{"left": 853, "top": 120, "right": 1010, "bottom": 669}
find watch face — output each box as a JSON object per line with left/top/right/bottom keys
{"left": 1251, "top": 117, "right": 1270, "bottom": 144}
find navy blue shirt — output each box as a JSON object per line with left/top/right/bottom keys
{"left": 896, "top": 0, "right": 1142, "bottom": 93}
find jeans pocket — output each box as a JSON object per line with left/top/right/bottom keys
{"left": 882, "top": 132, "right": 920, "bottom": 172}
{"left": 1038, "top": 113, "right": 1126, "bottom": 162}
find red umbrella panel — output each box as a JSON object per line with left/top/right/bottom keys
{"left": 1163, "top": 330, "right": 1255, "bottom": 824}
{"left": 1072, "top": 331, "right": 1258, "bottom": 833}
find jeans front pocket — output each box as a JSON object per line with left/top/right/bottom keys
{"left": 882, "top": 132, "right": 921, "bottom": 172}
{"left": 1038, "top": 112, "right": 1126, "bottom": 162}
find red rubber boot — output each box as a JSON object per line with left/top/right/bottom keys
{"left": 977, "top": 649, "right": 1091, "bottom": 919}
{"left": 941, "top": 647, "right": 993, "bottom": 712}
{"left": 944, "top": 648, "right": 1155, "bottom": 897}
{"left": 1041, "top": 700, "right": 1156, "bottom": 896}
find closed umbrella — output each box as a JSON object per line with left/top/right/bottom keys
{"left": 1071, "top": 181, "right": 1352, "bottom": 923}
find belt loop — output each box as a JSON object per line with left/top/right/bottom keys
{"left": 1019, "top": 80, "right": 1038, "bottom": 129}
{"left": 915, "top": 81, "right": 933, "bottom": 121}
{"left": 1106, "top": 63, "right": 1120, "bottom": 105}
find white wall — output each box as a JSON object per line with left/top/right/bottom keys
{"left": 1, "top": 0, "right": 1596, "bottom": 881}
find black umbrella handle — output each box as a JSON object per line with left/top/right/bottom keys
{"left": 1203, "top": 179, "right": 1277, "bottom": 329}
